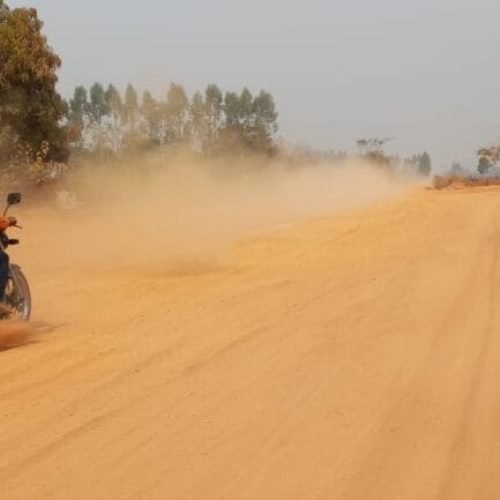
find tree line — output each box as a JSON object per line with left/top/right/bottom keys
{"left": 355, "top": 138, "right": 431, "bottom": 176}
{"left": 67, "top": 82, "right": 279, "bottom": 157}
{"left": 1, "top": 0, "right": 434, "bottom": 178}
{"left": 0, "top": 1, "right": 279, "bottom": 166}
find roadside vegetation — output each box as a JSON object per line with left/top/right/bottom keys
{"left": 1, "top": 0, "right": 435, "bottom": 193}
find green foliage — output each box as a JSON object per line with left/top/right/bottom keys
{"left": 0, "top": 2, "right": 68, "bottom": 163}
{"left": 105, "top": 84, "right": 122, "bottom": 117}
{"left": 356, "top": 138, "right": 390, "bottom": 154}
{"left": 141, "top": 90, "right": 161, "bottom": 145}
{"left": 217, "top": 88, "right": 278, "bottom": 156}
{"left": 165, "top": 83, "right": 189, "bottom": 143}
{"left": 205, "top": 84, "right": 223, "bottom": 146}
{"left": 89, "top": 83, "right": 109, "bottom": 124}
{"left": 66, "top": 81, "right": 280, "bottom": 158}
{"left": 252, "top": 90, "right": 278, "bottom": 151}
{"left": 238, "top": 88, "right": 253, "bottom": 127}
{"left": 190, "top": 91, "right": 206, "bottom": 144}
{"left": 69, "top": 86, "right": 89, "bottom": 126}
{"left": 356, "top": 137, "right": 392, "bottom": 169}
{"left": 223, "top": 92, "right": 239, "bottom": 125}
{"left": 364, "top": 151, "right": 391, "bottom": 168}
{"left": 478, "top": 156, "right": 492, "bottom": 174}
{"left": 123, "top": 84, "right": 139, "bottom": 125}
{"left": 478, "top": 146, "right": 500, "bottom": 165}
{"left": 417, "top": 152, "right": 432, "bottom": 176}
{"left": 68, "top": 86, "right": 88, "bottom": 147}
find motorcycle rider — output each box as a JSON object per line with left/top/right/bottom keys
{"left": 0, "top": 215, "right": 17, "bottom": 302}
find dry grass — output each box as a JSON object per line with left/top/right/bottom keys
{"left": 432, "top": 174, "right": 500, "bottom": 190}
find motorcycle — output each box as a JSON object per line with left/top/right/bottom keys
{"left": 0, "top": 193, "right": 31, "bottom": 321}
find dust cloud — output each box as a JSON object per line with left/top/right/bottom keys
{"left": 18, "top": 156, "right": 412, "bottom": 274}
{"left": 0, "top": 321, "right": 34, "bottom": 351}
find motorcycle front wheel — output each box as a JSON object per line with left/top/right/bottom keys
{"left": 5, "top": 264, "right": 31, "bottom": 321}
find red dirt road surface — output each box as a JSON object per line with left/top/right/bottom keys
{"left": 1, "top": 186, "right": 499, "bottom": 500}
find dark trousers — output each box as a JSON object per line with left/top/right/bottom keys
{"left": 0, "top": 250, "right": 9, "bottom": 301}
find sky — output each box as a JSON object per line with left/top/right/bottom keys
{"left": 7, "top": 0, "right": 500, "bottom": 169}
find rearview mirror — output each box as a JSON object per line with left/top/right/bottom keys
{"left": 7, "top": 193, "right": 21, "bottom": 206}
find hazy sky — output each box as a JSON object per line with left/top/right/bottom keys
{"left": 8, "top": 0, "right": 500, "bottom": 168}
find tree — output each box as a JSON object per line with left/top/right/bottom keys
{"left": 205, "top": 84, "right": 223, "bottom": 145}
{"left": 478, "top": 146, "right": 500, "bottom": 165}
{"left": 0, "top": 3, "right": 68, "bottom": 162}
{"left": 141, "top": 90, "right": 161, "bottom": 144}
{"left": 417, "top": 152, "right": 432, "bottom": 176}
{"left": 85, "top": 82, "right": 112, "bottom": 152}
{"left": 63, "top": 78, "right": 281, "bottom": 159}
{"left": 190, "top": 91, "right": 207, "bottom": 149}
{"left": 218, "top": 88, "right": 278, "bottom": 156}
{"left": 403, "top": 154, "right": 419, "bottom": 171}
{"left": 105, "top": 84, "right": 122, "bottom": 118}
{"left": 123, "top": 84, "right": 139, "bottom": 126}
{"left": 356, "top": 137, "right": 392, "bottom": 168}
{"left": 478, "top": 156, "right": 492, "bottom": 175}
{"left": 104, "top": 84, "right": 123, "bottom": 152}
{"left": 238, "top": 88, "right": 254, "bottom": 132}
{"left": 252, "top": 90, "right": 278, "bottom": 153}
{"left": 356, "top": 137, "right": 391, "bottom": 154}
{"left": 69, "top": 86, "right": 89, "bottom": 125}
{"left": 68, "top": 85, "right": 89, "bottom": 149}
{"left": 223, "top": 91, "right": 240, "bottom": 127}
{"left": 89, "top": 83, "right": 109, "bottom": 124}
{"left": 165, "top": 83, "right": 188, "bottom": 143}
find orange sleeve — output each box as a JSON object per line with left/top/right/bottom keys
{"left": 0, "top": 217, "right": 10, "bottom": 231}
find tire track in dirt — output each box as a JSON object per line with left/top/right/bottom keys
{"left": 339, "top": 201, "right": 500, "bottom": 500}
{"left": 436, "top": 205, "right": 500, "bottom": 499}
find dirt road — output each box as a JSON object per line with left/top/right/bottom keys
{"left": 1, "top": 187, "right": 499, "bottom": 500}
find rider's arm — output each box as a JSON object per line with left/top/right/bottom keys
{"left": 0, "top": 217, "right": 16, "bottom": 231}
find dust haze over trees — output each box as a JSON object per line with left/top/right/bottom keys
{"left": 0, "top": 0, "right": 279, "bottom": 172}
{"left": 477, "top": 155, "right": 492, "bottom": 175}
{"left": 355, "top": 138, "right": 432, "bottom": 176}
{"left": 403, "top": 152, "right": 432, "bottom": 177}
{"left": 356, "top": 138, "right": 393, "bottom": 169}
{"left": 417, "top": 152, "right": 432, "bottom": 176}
{"left": 476, "top": 146, "right": 500, "bottom": 174}
{"left": 67, "top": 82, "right": 279, "bottom": 159}
{"left": 0, "top": 0, "right": 441, "bottom": 182}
